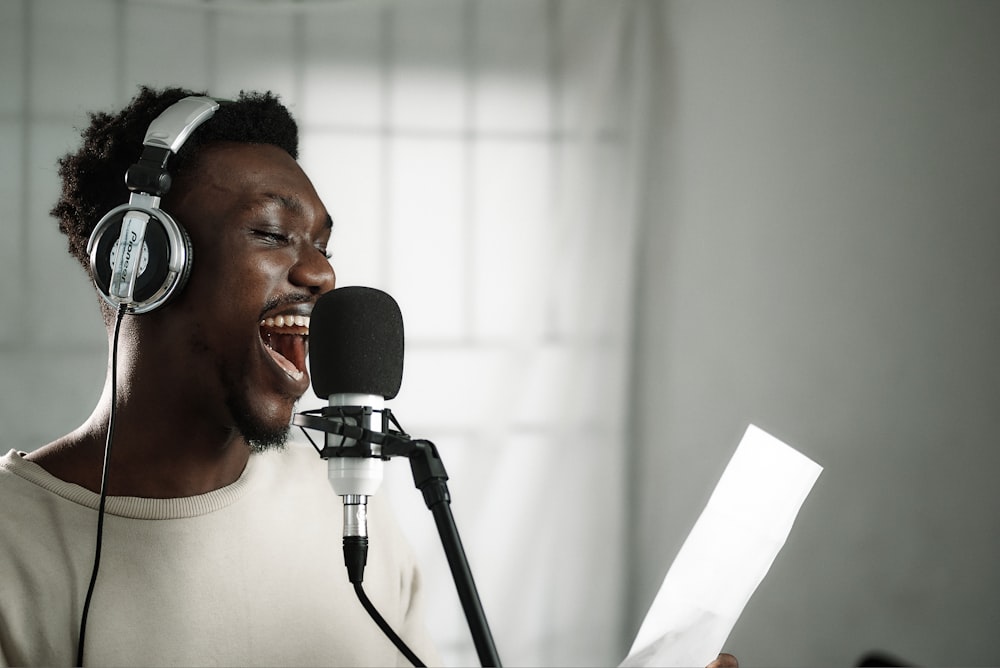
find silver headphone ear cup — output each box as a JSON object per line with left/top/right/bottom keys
{"left": 88, "top": 204, "right": 193, "bottom": 314}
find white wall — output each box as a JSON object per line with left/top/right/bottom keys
{"left": 630, "top": 1, "right": 1000, "bottom": 665}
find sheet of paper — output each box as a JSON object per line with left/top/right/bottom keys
{"left": 621, "top": 424, "right": 822, "bottom": 667}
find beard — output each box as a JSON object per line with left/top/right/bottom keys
{"left": 226, "top": 390, "right": 292, "bottom": 453}
{"left": 187, "top": 321, "right": 299, "bottom": 454}
{"left": 220, "top": 358, "right": 296, "bottom": 453}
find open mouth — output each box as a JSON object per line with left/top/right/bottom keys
{"left": 259, "top": 314, "right": 309, "bottom": 382}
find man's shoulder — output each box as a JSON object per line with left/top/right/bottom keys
{"left": 0, "top": 450, "right": 90, "bottom": 564}
{"left": 0, "top": 448, "right": 26, "bottom": 473}
{"left": 0, "top": 449, "right": 50, "bottom": 497}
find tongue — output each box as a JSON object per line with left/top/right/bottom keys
{"left": 266, "top": 344, "right": 304, "bottom": 380}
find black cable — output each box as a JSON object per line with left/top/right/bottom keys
{"left": 76, "top": 303, "right": 127, "bottom": 666}
{"left": 352, "top": 581, "right": 426, "bottom": 668}
{"left": 344, "top": 537, "right": 424, "bottom": 667}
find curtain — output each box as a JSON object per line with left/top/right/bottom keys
{"left": 331, "top": 3, "right": 660, "bottom": 665}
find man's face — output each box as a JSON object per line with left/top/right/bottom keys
{"left": 150, "top": 141, "right": 336, "bottom": 450}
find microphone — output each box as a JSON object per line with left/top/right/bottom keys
{"left": 307, "top": 286, "right": 404, "bottom": 583}
{"left": 301, "top": 286, "right": 501, "bottom": 667}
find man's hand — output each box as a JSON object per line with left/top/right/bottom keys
{"left": 707, "top": 654, "right": 739, "bottom": 668}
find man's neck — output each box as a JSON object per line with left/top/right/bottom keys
{"left": 27, "top": 400, "right": 254, "bottom": 498}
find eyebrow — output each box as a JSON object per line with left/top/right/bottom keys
{"left": 263, "top": 192, "right": 334, "bottom": 230}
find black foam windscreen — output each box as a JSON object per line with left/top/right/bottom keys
{"left": 309, "top": 286, "right": 404, "bottom": 400}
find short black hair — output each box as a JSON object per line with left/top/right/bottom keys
{"left": 52, "top": 85, "right": 299, "bottom": 271}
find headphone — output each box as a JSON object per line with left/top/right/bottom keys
{"left": 87, "top": 96, "right": 220, "bottom": 314}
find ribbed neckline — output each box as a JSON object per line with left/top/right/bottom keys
{"left": 0, "top": 449, "right": 258, "bottom": 520}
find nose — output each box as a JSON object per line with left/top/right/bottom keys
{"left": 290, "top": 246, "right": 337, "bottom": 295}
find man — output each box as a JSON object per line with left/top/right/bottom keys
{"left": 0, "top": 86, "right": 738, "bottom": 668}
{"left": 0, "top": 86, "right": 439, "bottom": 666}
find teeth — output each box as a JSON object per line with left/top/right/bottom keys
{"left": 261, "top": 315, "right": 310, "bottom": 328}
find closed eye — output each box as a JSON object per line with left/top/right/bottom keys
{"left": 251, "top": 227, "right": 330, "bottom": 259}
{"left": 251, "top": 229, "right": 290, "bottom": 245}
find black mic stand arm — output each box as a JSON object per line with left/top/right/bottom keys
{"left": 293, "top": 408, "right": 502, "bottom": 667}
{"left": 400, "top": 438, "right": 502, "bottom": 668}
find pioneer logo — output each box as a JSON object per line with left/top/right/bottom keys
{"left": 109, "top": 215, "right": 150, "bottom": 300}
{"left": 117, "top": 229, "right": 139, "bottom": 284}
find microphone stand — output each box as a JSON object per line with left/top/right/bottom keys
{"left": 294, "top": 408, "right": 502, "bottom": 668}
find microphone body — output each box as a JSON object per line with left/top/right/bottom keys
{"left": 325, "top": 392, "right": 385, "bottom": 545}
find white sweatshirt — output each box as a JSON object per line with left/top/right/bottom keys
{"left": 0, "top": 442, "right": 440, "bottom": 667}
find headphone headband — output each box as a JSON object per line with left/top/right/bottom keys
{"left": 143, "top": 96, "right": 220, "bottom": 153}
{"left": 125, "top": 96, "right": 220, "bottom": 199}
